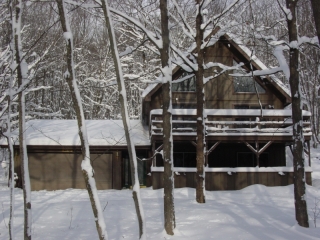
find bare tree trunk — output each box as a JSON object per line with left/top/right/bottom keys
{"left": 6, "top": 77, "right": 15, "bottom": 240}
{"left": 6, "top": 93, "right": 15, "bottom": 240}
{"left": 310, "top": 0, "right": 320, "bottom": 44}
{"left": 7, "top": 2, "right": 15, "bottom": 239}
{"left": 195, "top": 0, "right": 206, "bottom": 204}
{"left": 56, "top": 1, "right": 107, "bottom": 239}
{"left": 12, "top": 0, "right": 32, "bottom": 238}
{"left": 310, "top": 0, "right": 320, "bottom": 146}
{"left": 286, "top": 0, "right": 309, "bottom": 228}
{"left": 100, "top": 1, "right": 146, "bottom": 239}
{"left": 159, "top": 0, "right": 176, "bottom": 235}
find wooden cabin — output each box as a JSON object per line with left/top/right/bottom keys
{"left": 142, "top": 33, "right": 312, "bottom": 190}
{"left": 0, "top": 33, "right": 312, "bottom": 191}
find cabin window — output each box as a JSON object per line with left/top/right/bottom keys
{"left": 234, "top": 105, "right": 265, "bottom": 109}
{"left": 233, "top": 60, "right": 265, "bottom": 93}
{"left": 172, "top": 103, "right": 196, "bottom": 109}
{"left": 173, "top": 152, "right": 196, "bottom": 167}
{"left": 237, "top": 152, "right": 254, "bottom": 167}
{"left": 237, "top": 152, "right": 269, "bottom": 167}
{"left": 155, "top": 142, "right": 196, "bottom": 167}
{"left": 172, "top": 72, "right": 196, "bottom": 92}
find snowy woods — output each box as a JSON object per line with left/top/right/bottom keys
{"left": 0, "top": 0, "right": 319, "bottom": 131}
{"left": 0, "top": 0, "right": 320, "bottom": 239}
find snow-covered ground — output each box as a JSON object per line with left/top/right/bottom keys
{"left": 1, "top": 149, "right": 320, "bottom": 239}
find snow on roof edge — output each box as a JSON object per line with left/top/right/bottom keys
{"left": 0, "top": 120, "right": 150, "bottom": 147}
{"left": 224, "top": 32, "right": 291, "bottom": 97}
{"left": 141, "top": 30, "right": 291, "bottom": 99}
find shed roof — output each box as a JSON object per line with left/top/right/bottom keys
{"left": 1, "top": 120, "right": 150, "bottom": 147}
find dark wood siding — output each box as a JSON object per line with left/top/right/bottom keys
{"left": 28, "top": 153, "right": 114, "bottom": 191}
{"left": 152, "top": 171, "right": 312, "bottom": 190}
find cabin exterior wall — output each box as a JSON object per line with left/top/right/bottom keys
{"left": 13, "top": 148, "right": 150, "bottom": 191}
{"left": 142, "top": 40, "right": 286, "bottom": 125}
{"left": 152, "top": 171, "right": 312, "bottom": 190}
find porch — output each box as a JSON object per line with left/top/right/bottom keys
{"left": 149, "top": 109, "right": 312, "bottom": 190}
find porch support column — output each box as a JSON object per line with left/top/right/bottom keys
{"left": 205, "top": 141, "right": 208, "bottom": 166}
{"left": 206, "top": 141, "right": 221, "bottom": 156}
{"left": 152, "top": 144, "right": 163, "bottom": 167}
{"left": 152, "top": 141, "right": 155, "bottom": 166}
{"left": 289, "top": 144, "right": 293, "bottom": 155}
{"left": 243, "top": 141, "right": 273, "bottom": 167}
{"left": 304, "top": 140, "right": 311, "bottom": 167}
{"left": 192, "top": 141, "right": 221, "bottom": 166}
{"left": 308, "top": 141, "right": 311, "bottom": 167}
{"left": 255, "top": 142, "right": 260, "bottom": 167}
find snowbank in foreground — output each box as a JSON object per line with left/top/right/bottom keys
{"left": 0, "top": 185, "right": 319, "bottom": 239}
{"left": 1, "top": 146, "right": 320, "bottom": 239}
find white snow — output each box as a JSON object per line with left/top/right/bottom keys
{"left": 141, "top": 83, "right": 159, "bottom": 98}
{"left": 1, "top": 145, "right": 320, "bottom": 239}
{"left": 1, "top": 150, "right": 320, "bottom": 239}
{"left": 0, "top": 120, "right": 150, "bottom": 147}
{"left": 225, "top": 33, "right": 291, "bottom": 97}
{"left": 141, "top": 30, "right": 292, "bottom": 99}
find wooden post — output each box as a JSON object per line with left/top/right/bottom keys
{"left": 243, "top": 141, "right": 273, "bottom": 167}
{"left": 255, "top": 141, "right": 260, "bottom": 167}
{"left": 205, "top": 141, "right": 208, "bottom": 166}
{"left": 152, "top": 141, "right": 156, "bottom": 167}
{"left": 307, "top": 141, "right": 311, "bottom": 167}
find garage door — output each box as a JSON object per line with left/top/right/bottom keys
{"left": 28, "top": 153, "right": 113, "bottom": 191}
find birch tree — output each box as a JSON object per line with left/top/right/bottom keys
{"left": 106, "top": 2, "right": 176, "bottom": 235}
{"left": 0, "top": 3, "right": 16, "bottom": 239}
{"left": 5, "top": 44, "right": 16, "bottom": 240}
{"left": 4, "top": 92, "right": 15, "bottom": 240}
{"left": 99, "top": 0, "right": 146, "bottom": 238}
{"left": 55, "top": 0, "right": 107, "bottom": 239}
{"left": 11, "top": 0, "right": 32, "bottom": 238}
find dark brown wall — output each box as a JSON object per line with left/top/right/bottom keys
{"left": 152, "top": 171, "right": 312, "bottom": 190}
{"left": 143, "top": 40, "right": 285, "bottom": 121}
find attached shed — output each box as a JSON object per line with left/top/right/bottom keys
{"left": 1, "top": 120, "right": 151, "bottom": 191}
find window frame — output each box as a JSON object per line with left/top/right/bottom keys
{"left": 172, "top": 72, "right": 196, "bottom": 92}
{"left": 232, "top": 59, "right": 266, "bottom": 94}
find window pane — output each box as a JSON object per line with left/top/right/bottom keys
{"left": 233, "top": 60, "right": 265, "bottom": 93}
{"left": 172, "top": 73, "right": 196, "bottom": 92}
{"left": 173, "top": 153, "right": 184, "bottom": 167}
{"left": 237, "top": 152, "right": 254, "bottom": 167}
{"left": 234, "top": 77, "right": 265, "bottom": 93}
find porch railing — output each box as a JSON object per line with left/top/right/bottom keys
{"left": 150, "top": 109, "right": 311, "bottom": 136}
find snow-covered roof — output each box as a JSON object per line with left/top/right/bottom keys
{"left": 142, "top": 31, "right": 291, "bottom": 100}
{"left": 1, "top": 120, "right": 150, "bottom": 147}
{"left": 224, "top": 33, "right": 291, "bottom": 97}
{"left": 141, "top": 83, "right": 158, "bottom": 98}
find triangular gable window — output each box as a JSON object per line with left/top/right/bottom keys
{"left": 172, "top": 72, "right": 196, "bottom": 92}
{"left": 233, "top": 60, "right": 265, "bottom": 93}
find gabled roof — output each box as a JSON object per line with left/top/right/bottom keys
{"left": 142, "top": 32, "right": 291, "bottom": 103}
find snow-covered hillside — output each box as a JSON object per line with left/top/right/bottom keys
{"left": 1, "top": 149, "right": 320, "bottom": 239}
